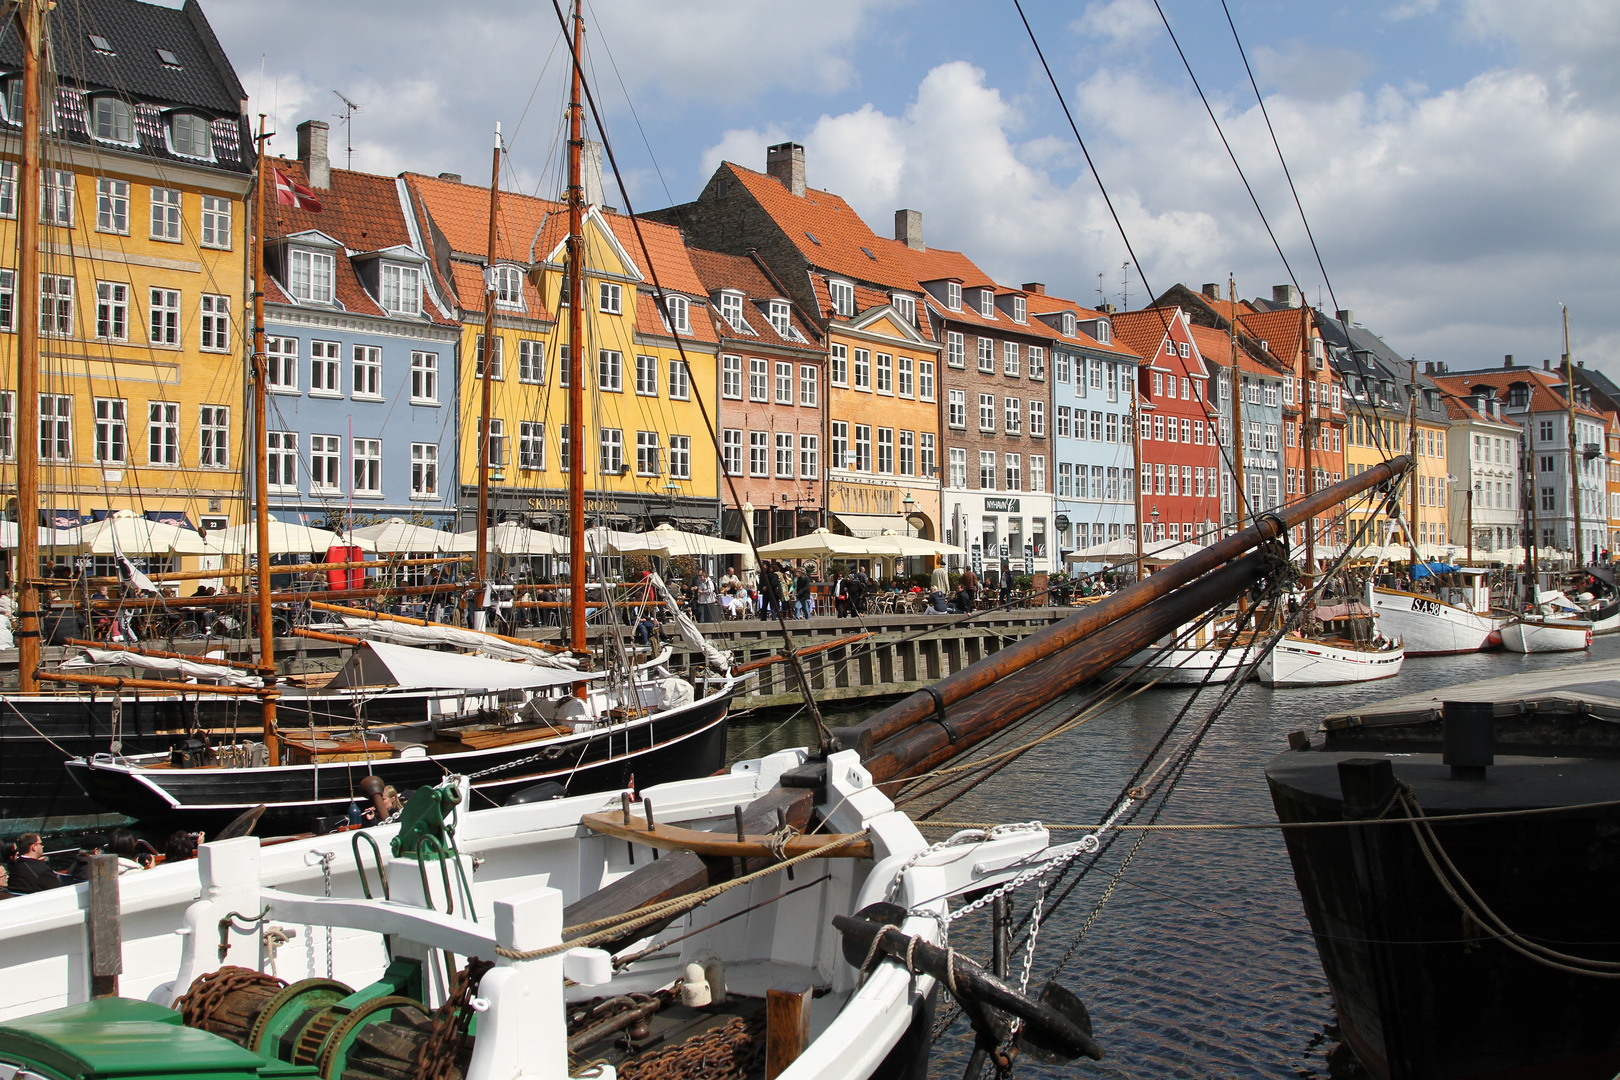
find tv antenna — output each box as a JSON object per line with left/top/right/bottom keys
{"left": 1120, "top": 260, "right": 1132, "bottom": 312}
{"left": 332, "top": 90, "right": 362, "bottom": 170}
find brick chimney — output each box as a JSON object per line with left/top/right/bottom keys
{"left": 1021, "top": 282, "right": 1046, "bottom": 295}
{"left": 1098, "top": 302, "right": 1117, "bottom": 315}
{"left": 1272, "top": 284, "right": 1299, "bottom": 308}
{"left": 438, "top": 172, "right": 462, "bottom": 184}
{"left": 766, "top": 142, "right": 806, "bottom": 197}
{"left": 1202, "top": 283, "right": 1220, "bottom": 300}
{"left": 297, "top": 119, "right": 330, "bottom": 190}
{"left": 1335, "top": 309, "right": 1353, "bottom": 325}
{"left": 895, "top": 208, "right": 923, "bottom": 250}
{"left": 1504, "top": 354, "right": 1513, "bottom": 367}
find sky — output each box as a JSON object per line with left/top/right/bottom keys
{"left": 200, "top": 0, "right": 1620, "bottom": 378}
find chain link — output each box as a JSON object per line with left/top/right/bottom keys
{"left": 615, "top": 1011, "right": 766, "bottom": 1080}
{"left": 306, "top": 849, "right": 336, "bottom": 978}
{"left": 175, "top": 966, "right": 285, "bottom": 1033}
{"left": 414, "top": 958, "right": 493, "bottom": 1080}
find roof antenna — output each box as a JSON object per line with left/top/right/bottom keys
{"left": 1120, "top": 260, "right": 1131, "bottom": 312}
{"left": 332, "top": 90, "right": 362, "bottom": 170}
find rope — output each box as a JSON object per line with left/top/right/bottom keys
{"left": 914, "top": 799, "right": 1620, "bottom": 831}
{"left": 494, "top": 830, "right": 869, "bottom": 961}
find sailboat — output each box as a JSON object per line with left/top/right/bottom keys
{"left": 49, "top": 9, "right": 737, "bottom": 832}
{"left": 1256, "top": 590, "right": 1405, "bottom": 687}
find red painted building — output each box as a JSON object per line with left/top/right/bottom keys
{"left": 1112, "top": 308, "right": 1221, "bottom": 545}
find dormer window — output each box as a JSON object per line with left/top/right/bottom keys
{"left": 381, "top": 264, "right": 421, "bottom": 316}
{"left": 168, "top": 112, "right": 213, "bottom": 159}
{"left": 979, "top": 289, "right": 995, "bottom": 318}
{"left": 946, "top": 282, "right": 961, "bottom": 311}
{"left": 1061, "top": 312, "right": 1075, "bottom": 338}
{"left": 1095, "top": 320, "right": 1111, "bottom": 345}
{"left": 829, "top": 280, "right": 854, "bottom": 318}
{"left": 768, "top": 300, "right": 790, "bottom": 336}
{"left": 89, "top": 97, "right": 133, "bottom": 144}
{"left": 664, "top": 294, "right": 690, "bottom": 334}
{"left": 289, "top": 248, "right": 334, "bottom": 304}
{"left": 718, "top": 291, "right": 745, "bottom": 331}
{"left": 1012, "top": 296, "right": 1026, "bottom": 323}
{"left": 2, "top": 79, "right": 18, "bottom": 123}
{"left": 891, "top": 293, "right": 916, "bottom": 326}
{"left": 492, "top": 264, "right": 522, "bottom": 307}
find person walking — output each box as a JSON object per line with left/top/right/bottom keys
{"left": 930, "top": 560, "right": 950, "bottom": 596}
{"left": 693, "top": 570, "right": 719, "bottom": 624}
{"left": 960, "top": 566, "right": 980, "bottom": 611}
{"left": 795, "top": 569, "right": 813, "bottom": 619}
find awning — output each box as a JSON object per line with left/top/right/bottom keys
{"left": 832, "top": 513, "right": 910, "bottom": 538}
{"left": 144, "top": 510, "right": 196, "bottom": 530}
{"left": 325, "top": 640, "right": 595, "bottom": 692}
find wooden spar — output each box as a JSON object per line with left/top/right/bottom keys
{"left": 72, "top": 581, "right": 490, "bottom": 610}
{"left": 13, "top": 0, "right": 42, "bottom": 693}
{"left": 476, "top": 126, "right": 501, "bottom": 584}
{"left": 579, "top": 811, "right": 873, "bottom": 859}
{"left": 850, "top": 455, "right": 1412, "bottom": 750}
{"left": 38, "top": 670, "right": 272, "bottom": 696}
{"left": 59, "top": 554, "right": 471, "bottom": 588}
{"left": 308, "top": 600, "right": 574, "bottom": 652}
{"left": 251, "top": 115, "right": 278, "bottom": 766}
{"left": 291, "top": 627, "right": 362, "bottom": 647}
{"left": 1131, "top": 361, "right": 1144, "bottom": 574}
{"left": 566, "top": 0, "right": 588, "bottom": 660}
{"left": 731, "top": 633, "right": 874, "bottom": 676}
{"left": 63, "top": 639, "right": 265, "bottom": 673}
{"left": 1229, "top": 277, "right": 1245, "bottom": 534}
{"left": 1407, "top": 359, "right": 1419, "bottom": 569}
{"left": 1301, "top": 303, "right": 1315, "bottom": 586}
{"left": 1564, "top": 306, "right": 1584, "bottom": 566}
{"left": 857, "top": 552, "right": 1269, "bottom": 785}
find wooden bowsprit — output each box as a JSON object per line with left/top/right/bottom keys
{"left": 580, "top": 809, "right": 873, "bottom": 860}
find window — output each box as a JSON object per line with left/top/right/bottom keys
{"left": 199, "top": 195, "right": 230, "bottom": 249}
{"left": 775, "top": 361, "right": 794, "bottom": 403}
{"left": 352, "top": 345, "right": 382, "bottom": 398}
{"left": 353, "top": 438, "right": 382, "bottom": 494}
{"left": 267, "top": 431, "right": 297, "bottom": 489}
{"left": 749, "top": 430, "right": 769, "bottom": 476}
{"left": 768, "top": 300, "right": 791, "bottom": 336}
{"left": 591, "top": 348, "right": 622, "bottom": 392}
{"left": 947, "top": 331, "right": 965, "bottom": 368}
{"left": 663, "top": 295, "right": 690, "bottom": 334}
{"left": 798, "top": 364, "right": 817, "bottom": 406}
{"left": 518, "top": 421, "right": 546, "bottom": 470}
{"left": 980, "top": 450, "right": 997, "bottom": 490}
{"left": 854, "top": 425, "right": 872, "bottom": 471}
{"left": 722, "top": 429, "right": 743, "bottom": 475}
{"left": 718, "top": 291, "right": 744, "bottom": 330}
{"left": 775, "top": 432, "right": 795, "bottom": 477}
{"left": 670, "top": 435, "right": 691, "bottom": 479}
{"left": 877, "top": 428, "right": 894, "bottom": 474}
{"left": 892, "top": 293, "right": 916, "bottom": 325}
{"left": 979, "top": 290, "right": 995, "bottom": 318}
{"left": 40, "top": 274, "right": 71, "bottom": 335}
{"left": 199, "top": 405, "right": 229, "bottom": 468}
{"left": 897, "top": 356, "right": 913, "bottom": 397}
{"left": 830, "top": 343, "right": 848, "bottom": 386}
{"left": 411, "top": 443, "right": 438, "bottom": 497}
{"left": 722, "top": 355, "right": 742, "bottom": 398}
{"left": 1030, "top": 455, "right": 1045, "bottom": 493}
{"left": 94, "top": 398, "right": 127, "bottom": 462}
{"left": 1029, "top": 401, "right": 1045, "bottom": 437}
{"left": 978, "top": 337, "right": 995, "bottom": 372}
{"left": 599, "top": 428, "right": 624, "bottom": 473}
{"left": 899, "top": 430, "right": 915, "bottom": 476}
{"left": 309, "top": 340, "right": 340, "bottom": 394}
{"left": 946, "top": 282, "right": 962, "bottom": 310}
{"left": 921, "top": 432, "right": 935, "bottom": 478}
{"left": 289, "top": 249, "right": 334, "bottom": 303}
{"left": 264, "top": 336, "right": 298, "bottom": 391}
{"left": 636, "top": 354, "right": 659, "bottom": 396}
{"left": 95, "top": 178, "right": 128, "bottom": 233}
{"left": 979, "top": 393, "right": 996, "bottom": 432}
{"left": 493, "top": 265, "right": 522, "bottom": 307}
{"left": 150, "top": 186, "right": 180, "bottom": 240}
{"left": 1005, "top": 453, "right": 1021, "bottom": 491}
{"left": 1028, "top": 346, "right": 1045, "bottom": 380}
{"left": 42, "top": 170, "right": 72, "bottom": 226}
{"left": 950, "top": 447, "right": 967, "bottom": 487}
{"left": 876, "top": 353, "right": 893, "bottom": 394}
{"left": 799, "top": 434, "right": 818, "bottom": 479}
{"left": 381, "top": 264, "right": 421, "bottom": 315}
{"left": 1056, "top": 353, "right": 1071, "bottom": 383}
{"left": 599, "top": 281, "right": 622, "bottom": 314}
{"left": 1178, "top": 342, "right": 1189, "bottom": 358}
{"left": 831, "top": 421, "right": 848, "bottom": 469}
{"left": 1004, "top": 341, "right": 1020, "bottom": 376}
{"left": 948, "top": 389, "right": 966, "bottom": 429}
{"left": 1153, "top": 371, "right": 1164, "bottom": 397}
{"left": 149, "top": 287, "right": 179, "bottom": 345}
{"left": 1058, "top": 462, "right": 1073, "bottom": 496}
{"left": 829, "top": 280, "right": 854, "bottom": 317}
{"left": 1004, "top": 397, "right": 1021, "bottom": 433}
{"left": 473, "top": 334, "right": 504, "bottom": 378}
{"left": 0, "top": 162, "right": 13, "bottom": 219}
{"left": 411, "top": 351, "right": 439, "bottom": 403}
{"left": 95, "top": 281, "right": 127, "bottom": 340}
{"left": 853, "top": 348, "right": 871, "bottom": 390}
{"left": 1107, "top": 363, "right": 1119, "bottom": 402}
{"left": 310, "top": 434, "right": 341, "bottom": 492}
{"left": 1100, "top": 412, "right": 1112, "bottom": 442}
{"left": 919, "top": 359, "right": 935, "bottom": 401}
{"left": 637, "top": 431, "right": 662, "bottom": 476}
{"left": 1011, "top": 296, "right": 1026, "bottom": 322}
{"left": 1056, "top": 405, "right": 1071, "bottom": 438}
{"left": 169, "top": 113, "right": 212, "bottom": 158}
{"left": 749, "top": 357, "right": 768, "bottom": 401}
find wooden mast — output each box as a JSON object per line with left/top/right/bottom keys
{"left": 1131, "top": 354, "right": 1143, "bottom": 577}
{"left": 476, "top": 125, "right": 501, "bottom": 591}
{"left": 1525, "top": 386, "right": 1539, "bottom": 601}
{"left": 1227, "top": 277, "right": 1243, "bottom": 536}
{"left": 566, "top": 0, "right": 588, "bottom": 650}
{"left": 13, "top": 0, "right": 42, "bottom": 692}
{"left": 1407, "top": 359, "right": 1419, "bottom": 569}
{"left": 250, "top": 116, "right": 278, "bottom": 763}
{"left": 1301, "top": 304, "right": 1315, "bottom": 587}
{"left": 1563, "top": 305, "right": 1584, "bottom": 567}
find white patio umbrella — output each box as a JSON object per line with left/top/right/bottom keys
{"left": 351, "top": 517, "right": 461, "bottom": 553}
{"left": 67, "top": 510, "right": 211, "bottom": 554}
{"left": 581, "top": 526, "right": 644, "bottom": 555}
{"left": 0, "top": 521, "right": 68, "bottom": 547}
{"left": 1064, "top": 537, "right": 1139, "bottom": 562}
{"left": 873, "top": 530, "right": 967, "bottom": 558}
{"left": 210, "top": 520, "right": 359, "bottom": 556}
{"left": 615, "top": 523, "right": 751, "bottom": 558}
{"left": 757, "top": 527, "right": 889, "bottom": 559}
{"left": 481, "top": 521, "right": 568, "bottom": 556}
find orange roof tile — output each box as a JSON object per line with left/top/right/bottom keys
{"left": 633, "top": 290, "right": 718, "bottom": 345}
{"left": 1109, "top": 307, "right": 1184, "bottom": 363}
{"left": 686, "top": 248, "right": 821, "bottom": 351}
{"left": 1433, "top": 370, "right": 1607, "bottom": 421}
{"left": 1236, "top": 307, "right": 1313, "bottom": 363}
{"left": 605, "top": 213, "right": 706, "bottom": 296}
{"left": 402, "top": 171, "right": 557, "bottom": 265}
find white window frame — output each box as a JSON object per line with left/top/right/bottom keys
{"left": 830, "top": 343, "right": 848, "bottom": 386}
{"left": 663, "top": 295, "right": 690, "bottom": 334}
{"left": 519, "top": 421, "right": 546, "bottom": 471}
{"left": 1029, "top": 400, "right": 1045, "bottom": 438}
{"left": 722, "top": 429, "right": 743, "bottom": 476}
{"left": 775, "top": 432, "right": 795, "bottom": 478}
{"left": 266, "top": 430, "right": 298, "bottom": 490}
{"left": 199, "top": 195, "right": 230, "bottom": 249}
{"left": 636, "top": 430, "right": 662, "bottom": 476}
{"left": 411, "top": 351, "right": 439, "bottom": 404}
{"left": 199, "top": 404, "right": 229, "bottom": 469}
{"left": 876, "top": 353, "right": 893, "bottom": 394}
{"left": 749, "top": 430, "right": 769, "bottom": 477}
{"left": 352, "top": 437, "right": 382, "bottom": 495}
{"left": 670, "top": 434, "right": 692, "bottom": 479}
{"left": 42, "top": 169, "right": 73, "bottom": 226}
{"left": 829, "top": 280, "right": 855, "bottom": 318}
{"left": 948, "top": 389, "right": 966, "bottom": 429}
{"left": 598, "top": 349, "right": 623, "bottom": 392}
{"left": 266, "top": 336, "right": 298, "bottom": 392}
{"left": 599, "top": 427, "right": 624, "bottom": 474}
{"left": 599, "top": 281, "right": 622, "bottom": 314}
{"left": 150, "top": 186, "right": 181, "bottom": 241}
{"left": 95, "top": 177, "right": 129, "bottom": 234}
{"left": 493, "top": 265, "right": 523, "bottom": 307}
{"left": 381, "top": 264, "right": 421, "bottom": 315}
{"left": 798, "top": 433, "right": 819, "bottom": 479}
{"left": 411, "top": 443, "right": 438, "bottom": 498}
{"left": 310, "top": 340, "right": 341, "bottom": 395}
{"left": 40, "top": 274, "right": 72, "bottom": 336}
{"left": 722, "top": 355, "right": 742, "bottom": 399}
{"left": 669, "top": 359, "right": 690, "bottom": 400}
{"left": 853, "top": 348, "right": 871, "bottom": 390}
{"left": 636, "top": 354, "right": 659, "bottom": 396}
{"left": 775, "top": 361, "right": 794, "bottom": 404}
{"left": 94, "top": 397, "right": 127, "bottom": 463}
{"left": 979, "top": 393, "right": 996, "bottom": 433}
{"left": 749, "top": 357, "right": 768, "bottom": 401}
{"left": 95, "top": 281, "right": 128, "bottom": 341}
{"left": 309, "top": 434, "right": 342, "bottom": 493}
{"left": 149, "top": 287, "right": 179, "bottom": 346}
{"left": 288, "top": 249, "right": 333, "bottom": 303}
{"left": 352, "top": 345, "right": 382, "bottom": 399}
{"left": 799, "top": 364, "right": 818, "bottom": 407}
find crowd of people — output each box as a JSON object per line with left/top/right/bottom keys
{"left": 0, "top": 829, "right": 198, "bottom": 897}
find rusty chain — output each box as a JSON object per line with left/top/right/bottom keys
{"left": 176, "top": 966, "right": 285, "bottom": 1031}
{"left": 414, "top": 958, "right": 493, "bottom": 1080}
{"left": 615, "top": 1012, "right": 766, "bottom": 1080}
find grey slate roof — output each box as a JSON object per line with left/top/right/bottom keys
{"left": 1316, "top": 308, "right": 1447, "bottom": 424}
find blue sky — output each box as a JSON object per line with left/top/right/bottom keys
{"left": 205, "top": 0, "right": 1620, "bottom": 376}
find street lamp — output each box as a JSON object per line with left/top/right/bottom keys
{"left": 1150, "top": 505, "right": 1160, "bottom": 541}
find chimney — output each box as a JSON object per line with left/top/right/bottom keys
{"left": 766, "top": 142, "right": 806, "bottom": 197}
{"left": 1272, "top": 284, "right": 1299, "bottom": 308}
{"left": 1098, "top": 302, "right": 1117, "bottom": 315}
{"left": 1021, "top": 282, "right": 1046, "bottom": 295}
{"left": 1504, "top": 354, "right": 1513, "bottom": 367}
{"left": 895, "top": 208, "right": 924, "bottom": 251}
{"left": 1544, "top": 358, "right": 1551, "bottom": 370}
{"left": 438, "top": 172, "right": 462, "bottom": 184}
{"left": 1335, "top": 309, "right": 1353, "bottom": 325}
{"left": 1202, "top": 283, "right": 1220, "bottom": 300}
{"left": 582, "top": 139, "right": 605, "bottom": 208}
{"left": 296, "top": 119, "right": 330, "bottom": 190}
{"left": 1424, "top": 361, "right": 1434, "bottom": 375}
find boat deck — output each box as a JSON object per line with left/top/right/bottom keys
{"left": 1322, "top": 656, "right": 1620, "bottom": 727}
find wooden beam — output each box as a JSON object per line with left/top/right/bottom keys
{"left": 731, "top": 632, "right": 874, "bottom": 676}
{"left": 580, "top": 812, "right": 871, "bottom": 859}
{"left": 86, "top": 853, "right": 122, "bottom": 998}
{"left": 38, "top": 670, "right": 274, "bottom": 696}
{"left": 766, "top": 981, "right": 814, "bottom": 1080}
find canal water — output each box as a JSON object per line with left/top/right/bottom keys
{"left": 728, "top": 637, "right": 1620, "bottom": 1079}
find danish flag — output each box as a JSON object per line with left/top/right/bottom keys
{"left": 273, "top": 169, "right": 322, "bottom": 212}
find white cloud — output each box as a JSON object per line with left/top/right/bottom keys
{"left": 1074, "top": 0, "right": 1160, "bottom": 49}
{"left": 1458, "top": 0, "right": 1620, "bottom": 101}
{"left": 1252, "top": 40, "right": 1373, "bottom": 102}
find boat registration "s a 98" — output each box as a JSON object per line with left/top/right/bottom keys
{"left": 1411, "top": 597, "right": 1443, "bottom": 616}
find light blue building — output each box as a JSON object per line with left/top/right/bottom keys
{"left": 1040, "top": 301, "right": 1138, "bottom": 558}
{"left": 259, "top": 123, "right": 461, "bottom": 537}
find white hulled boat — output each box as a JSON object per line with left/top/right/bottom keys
{"left": 1368, "top": 568, "right": 1506, "bottom": 656}
{"left": 1502, "top": 588, "right": 1593, "bottom": 654}
{"left": 1257, "top": 596, "right": 1404, "bottom": 687}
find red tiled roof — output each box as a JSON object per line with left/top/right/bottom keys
{"left": 633, "top": 291, "right": 718, "bottom": 345}
{"left": 606, "top": 214, "right": 707, "bottom": 296}
{"left": 808, "top": 273, "right": 937, "bottom": 343}
{"left": 1433, "top": 370, "right": 1607, "bottom": 421}
{"left": 1440, "top": 392, "right": 1520, "bottom": 427}
{"left": 686, "top": 248, "right": 821, "bottom": 351}
{"left": 401, "top": 171, "right": 557, "bottom": 264}
{"left": 1236, "top": 307, "right": 1312, "bottom": 363}
{"left": 1186, "top": 323, "right": 1278, "bottom": 377}
{"left": 1110, "top": 307, "right": 1184, "bottom": 363}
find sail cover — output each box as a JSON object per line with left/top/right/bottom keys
{"left": 326, "top": 639, "right": 596, "bottom": 692}
{"left": 338, "top": 616, "right": 579, "bottom": 667}
{"left": 64, "top": 648, "right": 264, "bottom": 688}
{"left": 648, "top": 572, "right": 732, "bottom": 673}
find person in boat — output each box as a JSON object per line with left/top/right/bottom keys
{"left": 359, "top": 777, "right": 404, "bottom": 826}
{"left": 108, "top": 830, "right": 150, "bottom": 872}
{"left": 634, "top": 609, "right": 661, "bottom": 646}
{"left": 7, "top": 834, "right": 64, "bottom": 893}
{"left": 67, "top": 835, "right": 109, "bottom": 882}
{"left": 162, "top": 831, "right": 197, "bottom": 863}
{"left": 0, "top": 859, "right": 19, "bottom": 900}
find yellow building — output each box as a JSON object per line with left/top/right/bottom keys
{"left": 402, "top": 173, "right": 721, "bottom": 533}
{"left": 0, "top": 1, "right": 254, "bottom": 565}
